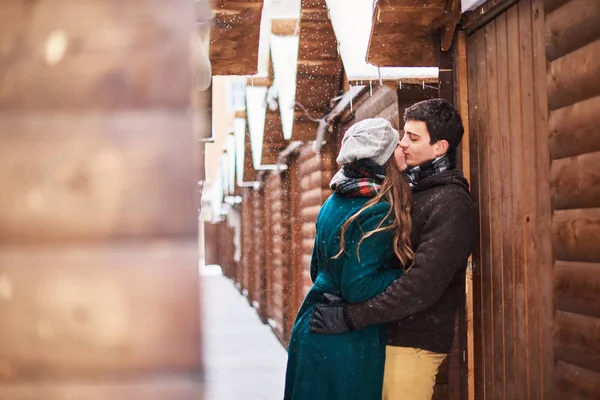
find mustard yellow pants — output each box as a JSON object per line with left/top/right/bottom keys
{"left": 382, "top": 346, "right": 447, "bottom": 400}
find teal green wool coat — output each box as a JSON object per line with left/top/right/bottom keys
{"left": 283, "top": 193, "right": 403, "bottom": 400}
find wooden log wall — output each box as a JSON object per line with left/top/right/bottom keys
{"left": 216, "top": 222, "right": 235, "bottom": 279}
{"left": 264, "top": 171, "right": 293, "bottom": 344}
{"left": 0, "top": 0, "right": 202, "bottom": 398}
{"left": 466, "top": 0, "right": 554, "bottom": 398}
{"left": 545, "top": 0, "right": 600, "bottom": 398}
{"left": 241, "top": 188, "right": 255, "bottom": 298}
{"left": 288, "top": 142, "right": 337, "bottom": 339}
{"left": 351, "top": 85, "right": 400, "bottom": 129}
{"left": 251, "top": 187, "right": 267, "bottom": 321}
{"left": 204, "top": 222, "right": 219, "bottom": 266}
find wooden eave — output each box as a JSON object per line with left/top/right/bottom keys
{"left": 209, "top": 0, "right": 264, "bottom": 75}
{"left": 292, "top": 0, "right": 342, "bottom": 141}
{"left": 366, "top": 0, "right": 447, "bottom": 67}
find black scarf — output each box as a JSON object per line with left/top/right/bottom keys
{"left": 330, "top": 159, "right": 386, "bottom": 198}
{"left": 405, "top": 154, "right": 454, "bottom": 186}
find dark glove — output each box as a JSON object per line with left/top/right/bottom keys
{"left": 310, "top": 293, "right": 354, "bottom": 334}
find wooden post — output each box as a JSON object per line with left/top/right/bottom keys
{"left": 0, "top": 1, "right": 202, "bottom": 398}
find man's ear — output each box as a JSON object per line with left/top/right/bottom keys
{"left": 433, "top": 140, "right": 449, "bottom": 158}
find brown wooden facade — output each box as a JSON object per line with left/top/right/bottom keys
{"left": 463, "top": 0, "right": 600, "bottom": 398}
{"left": 264, "top": 170, "right": 293, "bottom": 343}
{"left": 547, "top": 0, "right": 600, "bottom": 397}
{"left": 0, "top": 0, "right": 207, "bottom": 398}
{"left": 466, "top": 1, "right": 554, "bottom": 398}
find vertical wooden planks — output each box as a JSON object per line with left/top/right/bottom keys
{"left": 518, "top": 2, "right": 543, "bottom": 397}
{"left": 252, "top": 186, "right": 266, "bottom": 320}
{"left": 506, "top": 4, "right": 529, "bottom": 397}
{"left": 454, "top": 29, "right": 476, "bottom": 400}
{"left": 495, "top": 12, "right": 518, "bottom": 399}
{"left": 484, "top": 19, "right": 506, "bottom": 400}
{"left": 467, "top": 0, "right": 554, "bottom": 397}
{"left": 466, "top": 32, "right": 484, "bottom": 400}
{"left": 472, "top": 23, "right": 495, "bottom": 399}
{"left": 532, "top": 0, "right": 555, "bottom": 397}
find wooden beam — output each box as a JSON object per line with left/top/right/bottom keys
{"left": 549, "top": 95, "right": 600, "bottom": 160}
{"left": 554, "top": 260, "right": 600, "bottom": 318}
{"left": 272, "top": 19, "right": 299, "bottom": 36}
{"left": 440, "top": 0, "right": 461, "bottom": 51}
{"left": 0, "top": 112, "right": 196, "bottom": 242}
{"left": 0, "top": 1, "right": 192, "bottom": 110}
{"left": 462, "top": 0, "right": 519, "bottom": 34}
{"left": 209, "top": 2, "right": 263, "bottom": 75}
{"left": 0, "top": 242, "right": 199, "bottom": 378}
{"left": 553, "top": 208, "right": 600, "bottom": 263}
{"left": 555, "top": 361, "right": 600, "bottom": 399}
{"left": 546, "top": 0, "right": 600, "bottom": 62}
{"left": 0, "top": 378, "right": 201, "bottom": 399}
{"left": 548, "top": 38, "right": 600, "bottom": 111}
{"left": 454, "top": 31, "right": 470, "bottom": 182}
{"left": 544, "top": 0, "right": 570, "bottom": 14}
{"left": 367, "top": 17, "right": 438, "bottom": 67}
{"left": 551, "top": 151, "right": 600, "bottom": 210}
{"left": 366, "top": 0, "right": 443, "bottom": 67}
{"left": 554, "top": 311, "right": 600, "bottom": 374}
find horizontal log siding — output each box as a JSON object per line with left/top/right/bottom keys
{"left": 546, "top": 0, "right": 600, "bottom": 397}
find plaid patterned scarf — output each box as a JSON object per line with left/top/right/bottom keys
{"left": 330, "top": 159, "right": 386, "bottom": 198}
{"left": 405, "top": 154, "right": 454, "bottom": 187}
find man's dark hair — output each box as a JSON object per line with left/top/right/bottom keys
{"left": 403, "top": 99, "right": 464, "bottom": 160}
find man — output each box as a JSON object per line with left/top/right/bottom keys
{"left": 310, "top": 99, "right": 477, "bottom": 400}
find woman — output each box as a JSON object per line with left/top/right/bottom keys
{"left": 283, "top": 118, "right": 414, "bottom": 400}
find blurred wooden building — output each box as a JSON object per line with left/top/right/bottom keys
{"left": 0, "top": 0, "right": 259, "bottom": 398}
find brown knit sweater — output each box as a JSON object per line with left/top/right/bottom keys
{"left": 346, "top": 169, "right": 477, "bottom": 354}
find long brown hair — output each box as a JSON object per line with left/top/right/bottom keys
{"left": 334, "top": 159, "right": 414, "bottom": 270}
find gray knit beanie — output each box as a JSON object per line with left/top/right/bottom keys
{"left": 336, "top": 118, "right": 399, "bottom": 166}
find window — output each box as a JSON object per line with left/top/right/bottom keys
{"left": 227, "top": 79, "right": 247, "bottom": 112}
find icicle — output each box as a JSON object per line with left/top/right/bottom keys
{"left": 349, "top": 85, "right": 353, "bottom": 113}
{"left": 378, "top": 67, "right": 383, "bottom": 86}
{"left": 251, "top": 77, "right": 254, "bottom": 87}
{"left": 422, "top": 81, "right": 425, "bottom": 89}
{"left": 398, "top": 80, "right": 402, "bottom": 89}
{"left": 369, "top": 80, "right": 373, "bottom": 96}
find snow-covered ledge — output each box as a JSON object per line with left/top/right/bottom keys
{"left": 325, "top": 0, "right": 438, "bottom": 83}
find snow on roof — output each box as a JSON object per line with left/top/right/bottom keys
{"left": 246, "top": 86, "right": 267, "bottom": 169}
{"left": 246, "top": 86, "right": 280, "bottom": 170}
{"left": 325, "top": 0, "right": 438, "bottom": 82}
{"left": 252, "top": 0, "right": 302, "bottom": 78}
{"left": 271, "top": 34, "right": 299, "bottom": 140}
{"left": 226, "top": 132, "right": 236, "bottom": 194}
